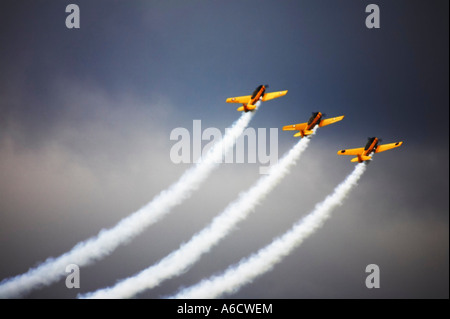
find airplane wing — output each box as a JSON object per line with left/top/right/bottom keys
{"left": 261, "top": 90, "right": 288, "bottom": 102}
{"left": 337, "top": 147, "right": 365, "bottom": 156}
{"left": 226, "top": 95, "right": 252, "bottom": 104}
{"left": 375, "top": 141, "right": 403, "bottom": 153}
{"left": 319, "top": 115, "right": 344, "bottom": 127}
{"left": 282, "top": 123, "right": 308, "bottom": 131}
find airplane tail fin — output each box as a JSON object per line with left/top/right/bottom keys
{"left": 351, "top": 155, "right": 372, "bottom": 163}
{"left": 293, "top": 130, "right": 313, "bottom": 138}
{"left": 237, "top": 104, "right": 256, "bottom": 112}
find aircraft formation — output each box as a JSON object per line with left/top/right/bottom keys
{"left": 0, "top": 84, "right": 402, "bottom": 299}
{"left": 226, "top": 85, "right": 403, "bottom": 162}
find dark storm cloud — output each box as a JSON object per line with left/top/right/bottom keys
{"left": 0, "top": 0, "right": 447, "bottom": 298}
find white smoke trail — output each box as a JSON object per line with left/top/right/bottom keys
{"left": 0, "top": 111, "right": 254, "bottom": 298}
{"left": 80, "top": 130, "right": 315, "bottom": 299}
{"left": 172, "top": 162, "right": 367, "bottom": 299}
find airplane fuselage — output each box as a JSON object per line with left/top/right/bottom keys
{"left": 244, "top": 85, "right": 266, "bottom": 112}
{"left": 363, "top": 137, "right": 379, "bottom": 156}
{"left": 296, "top": 112, "right": 323, "bottom": 137}
{"left": 306, "top": 112, "right": 323, "bottom": 131}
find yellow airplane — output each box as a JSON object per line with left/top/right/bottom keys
{"left": 338, "top": 137, "right": 403, "bottom": 163}
{"left": 282, "top": 112, "right": 344, "bottom": 137}
{"left": 226, "top": 84, "right": 288, "bottom": 112}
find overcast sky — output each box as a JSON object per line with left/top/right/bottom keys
{"left": 0, "top": 0, "right": 448, "bottom": 299}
